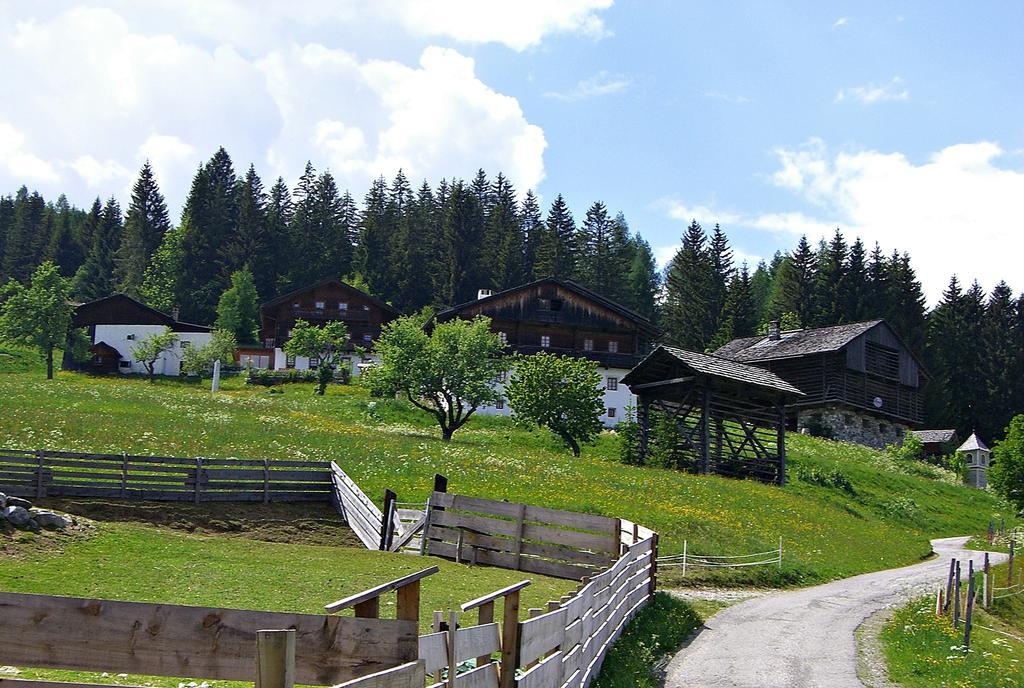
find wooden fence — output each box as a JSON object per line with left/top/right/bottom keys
{"left": 330, "top": 460, "right": 386, "bottom": 550}
{"left": 422, "top": 492, "right": 621, "bottom": 581}
{"left": 0, "top": 449, "right": 331, "bottom": 503}
{"left": 0, "top": 587, "right": 418, "bottom": 687}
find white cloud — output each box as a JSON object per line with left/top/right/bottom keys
{"left": 832, "top": 17, "right": 849, "bottom": 29}
{"left": 0, "top": 120, "right": 59, "bottom": 183}
{"left": 0, "top": 4, "right": 553, "bottom": 216}
{"left": 761, "top": 140, "right": 1024, "bottom": 303}
{"left": 544, "top": 70, "right": 631, "bottom": 101}
{"left": 661, "top": 200, "right": 742, "bottom": 226}
{"left": 703, "top": 91, "right": 752, "bottom": 104}
{"left": 835, "top": 77, "right": 910, "bottom": 104}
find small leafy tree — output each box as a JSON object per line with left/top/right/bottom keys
{"left": 886, "top": 432, "right": 924, "bottom": 462}
{"left": 216, "top": 268, "right": 260, "bottom": 344}
{"left": 617, "top": 406, "right": 643, "bottom": 465}
{"left": 363, "top": 315, "right": 505, "bottom": 441}
{"left": 0, "top": 262, "right": 75, "bottom": 379}
{"left": 130, "top": 327, "right": 179, "bottom": 381}
{"left": 284, "top": 319, "right": 349, "bottom": 395}
{"left": 181, "top": 329, "right": 237, "bottom": 377}
{"left": 505, "top": 352, "right": 604, "bottom": 456}
{"left": 991, "top": 415, "right": 1024, "bottom": 512}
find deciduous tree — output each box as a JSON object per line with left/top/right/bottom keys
{"left": 0, "top": 261, "right": 75, "bottom": 379}
{"left": 283, "top": 319, "right": 350, "bottom": 395}
{"left": 130, "top": 327, "right": 179, "bottom": 381}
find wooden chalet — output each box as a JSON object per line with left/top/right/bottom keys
{"left": 257, "top": 278, "right": 400, "bottom": 369}
{"left": 909, "top": 429, "right": 959, "bottom": 458}
{"left": 715, "top": 319, "right": 928, "bottom": 447}
{"left": 432, "top": 279, "right": 661, "bottom": 370}
{"left": 621, "top": 346, "right": 804, "bottom": 484}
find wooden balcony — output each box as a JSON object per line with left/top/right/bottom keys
{"left": 291, "top": 308, "right": 371, "bottom": 323}
{"left": 512, "top": 345, "right": 641, "bottom": 369}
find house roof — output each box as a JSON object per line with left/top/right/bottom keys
{"left": 714, "top": 320, "right": 884, "bottom": 362}
{"left": 261, "top": 278, "right": 399, "bottom": 316}
{"left": 621, "top": 345, "right": 805, "bottom": 397}
{"left": 909, "top": 429, "right": 958, "bottom": 444}
{"left": 433, "top": 278, "right": 661, "bottom": 336}
{"left": 957, "top": 432, "right": 990, "bottom": 453}
{"left": 73, "top": 294, "right": 211, "bottom": 332}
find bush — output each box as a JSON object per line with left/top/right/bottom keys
{"left": 795, "top": 466, "right": 854, "bottom": 493}
{"left": 246, "top": 368, "right": 317, "bottom": 386}
{"left": 881, "top": 497, "right": 919, "bottom": 519}
{"left": 617, "top": 407, "right": 643, "bottom": 465}
{"left": 886, "top": 433, "right": 924, "bottom": 462}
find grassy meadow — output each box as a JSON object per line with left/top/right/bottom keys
{"left": 0, "top": 348, "right": 1011, "bottom": 587}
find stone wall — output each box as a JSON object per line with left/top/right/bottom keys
{"left": 797, "top": 405, "right": 908, "bottom": 449}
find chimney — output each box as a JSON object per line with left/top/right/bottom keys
{"left": 477, "top": 288, "right": 494, "bottom": 300}
{"left": 172, "top": 306, "right": 180, "bottom": 322}
{"left": 768, "top": 320, "right": 781, "bottom": 341}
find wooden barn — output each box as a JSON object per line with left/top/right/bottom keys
{"left": 621, "top": 345, "right": 804, "bottom": 484}
{"left": 252, "top": 278, "right": 399, "bottom": 374}
{"left": 715, "top": 319, "right": 928, "bottom": 448}
{"left": 432, "top": 279, "right": 662, "bottom": 426}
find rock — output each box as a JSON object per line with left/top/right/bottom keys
{"left": 2, "top": 505, "right": 32, "bottom": 528}
{"left": 32, "top": 510, "right": 69, "bottom": 530}
{"left": 6, "top": 496, "right": 32, "bottom": 510}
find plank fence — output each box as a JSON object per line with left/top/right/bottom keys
{"left": 330, "top": 460, "right": 386, "bottom": 550}
{"left": 0, "top": 448, "right": 331, "bottom": 503}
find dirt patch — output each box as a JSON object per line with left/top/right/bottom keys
{"left": 35, "top": 498, "right": 363, "bottom": 548}
{"left": 1, "top": 512, "right": 96, "bottom": 558}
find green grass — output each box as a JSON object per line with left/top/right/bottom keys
{"left": 0, "top": 362, "right": 1012, "bottom": 587}
{"left": 881, "top": 596, "right": 1024, "bottom": 687}
{"left": 591, "top": 592, "right": 703, "bottom": 688}
{"left": 987, "top": 561, "right": 1024, "bottom": 633}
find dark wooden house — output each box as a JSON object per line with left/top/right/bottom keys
{"left": 908, "top": 429, "right": 959, "bottom": 458}
{"left": 432, "top": 279, "right": 662, "bottom": 425}
{"left": 255, "top": 278, "right": 399, "bottom": 371}
{"left": 715, "top": 319, "right": 928, "bottom": 447}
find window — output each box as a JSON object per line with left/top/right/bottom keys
{"left": 498, "top": 331, "right": 508, "bottom": 345}
{"left": 607, "top": 340, "right": 618, "bottom": 353}
{"left": 362, "top": 333, "right": 372, "bottom": 343}
{"left": 180, "top": 341, "right": 191, "bottom": 349}
{"left": 126, "top": 334, "right": 136, "bottom": 341}
{"left": 119, "top": 360, "right": 131, "bottom": 369}
{"left": 607, "top": 407, "right": 616, "bottom": 418}
{"left": 339, "top": 302, "right": 348, "bottom": 311}
{"left": 498, "top": 370, "right": 508, "bottom": 383}
{"left": 292, "top": 302, "right": 300, "bottom": 308}
{"left": 315, "top": 301, "right": 325, "bottom": 310}
{"left": 606, "top": 377, "right": 618, "bottom": 391}
{"left": 309, "top": 357, "right": 319, "bottom": 369}
{"left": 583, "top": 339, "right": 593, "bottom": 351}
{"left": 285, "top": 354, "right": 296, "bottom": 369}
{"left": 495, "top": 399, "right": 505, "bottom": 410}
{"left": 362, "top": 304, "right": 370, "bottom": 311}
{"left": 540, "top": 335, "right": 551, "bottom": 348}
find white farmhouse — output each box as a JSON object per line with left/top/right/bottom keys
{"left": 69, "top": 294, "right": 213, "bottom": 376}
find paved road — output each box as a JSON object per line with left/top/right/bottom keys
{"left": 664, "top": 537, "right": 1005, "bottom": 688}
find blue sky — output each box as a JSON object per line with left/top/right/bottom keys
{"left": 1, "top": 1, "right": 1021, "bottom": 303}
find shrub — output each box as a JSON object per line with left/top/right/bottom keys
{"left": 618, "top": 407, "right": 643, "bottom": 465}
{"left": 795, "top": 466, "right": 854, "bottom": 493}
{"left": 246, "top": 368, "right": 317, "bottom": 386}
{"left": 886, "top": 433, "right": 924, "bottom": 462}
{"left": 881, "top": 497, "right": 919, "bottom": 519}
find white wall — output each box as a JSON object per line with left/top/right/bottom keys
{"left": 93, "top": 325, "right": 212, "bottom": 376}
{"left": 477, "top": 366, "right": 635, "bottom": 428}
{"left": 272, "top": 348, "right": 374, "bottom": 378}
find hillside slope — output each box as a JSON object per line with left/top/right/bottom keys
{"left": 0, "top": 362, "right": 1012, "bottom": 586}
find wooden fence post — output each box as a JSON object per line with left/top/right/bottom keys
{"left": 380, "top": 489, "right": 397, "bottom": 551}
{"left": 121, "top": 451, "right": 128, "bottom": 498}
{"left": 263, "top": 458, "right": 271, "bottom": 504}
{"left": 476, "top": 600, "right": 495, "bottom": 668}
{"left": 499, "top": 589, "right": 521, "bottom": 688}
{"left": 944, "top": 558, "right": 955, "bottom": 613}
{"left": 649, "top": 532, "right": 659, "bottom": 599}
{"left": 194, "top": 457, "right": 203, "bottom": 504}
{"left": 35, "top": 450, "right": 45, "bottom": 499}
{"left": 964, "top": 560, "right": 975, "bottom": 650}
{"left": 936, "top": 587, "right": 943, "bottom": 617}
{"left": 447, "top": 611, "right": 459, "bottom": 688}
{"left": 396, "top": 578, "right": 420, "bottom": 622}
{"left": 255, "top": 629, "right": 295, "bottom": 688}
{"left": 953, "top": 559, "right": 961, "bottom": 628}
{"left": 682, "top": 539, "right": 687, "bottom": 578}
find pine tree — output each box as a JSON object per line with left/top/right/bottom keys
{"left": 749, "top": 260, "right": 772, "bottom": 324}
{"left": 520, "top": 190, "right": 543, "bottom": 280}
{"left": 926, "top": 276, "right": 972, "bottom": 432}
{"left": 866, "top": 242, "right": 888, "bottom": 312}
{"left": 885, "top": 251, "right": 927, "bottom": 354}
{"left": 812, "top": 228, "right": 848, "bottom": 326}
{"left": 2, "top": 187, "right": 49, "bottom": 283}
{"left": 663, "top": 220, "right": 712, "bottom": 350}
{"left": 576, "top": 201, "right": 614, "bottom": 293}
{"left": 436, "top": 180, "right": 484, "bottom": 306}
{"left": 115, "top": 162, "right": 171, "bottom": 296}
{"left": 607, "top": 213, "right": 637, "bottom": 304}
{"left": 354, "top": 176, "right": 391, "bottom": 299}
{"left": 140, "top": 226, "right": 185, "bottom": 313}
{"left": 177, "top": 148, "right": 239, "bottom": 323}
{"left": 222, "top": 164, "right": 269, "bottom": 284}
{"left": 712, "top": 263, "right": 757, "bottom": 348}
{"left": 841, "top": 238, "right": 869, "bottom": 322}
{"left": 0, "top": 194, "right": 14, "bottom": 279}
{"left": 624, "top": 234, "right": 659, "bottom": 322}
{"left": 315, "top": 170, "right": 353, "bottom": 280}
{"left": 46, "top": 194, "right": 86, "bottom": 278}
{"left": 287, "top": 162, "right": 320, "bottom": 289}
{"left": 396, "top": 180, "right": 438, "bottom": 312}
{"left": 73, "top": 197, "right": 122, "bottom": 301}
{"left": 982, "top": 282, "right": 1019, "bottom": 439}
{"left": 707, "top": 224, "right": 733, "bottom": 336}
{"left": 486, "top": 174, "right": 525, "bottom": 291}
{"left": 263, "top": 177, "right": 292, "bottom": 299}
{"left": 533, "top": 195, "right": 576, "bottom": 280}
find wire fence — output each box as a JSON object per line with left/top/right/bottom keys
{"left": 656, "top": 538, "right": 783, "bottom": 575}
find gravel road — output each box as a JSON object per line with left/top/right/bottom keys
{"left": 664, "top": 537, "right": 1005, "bottom": 688}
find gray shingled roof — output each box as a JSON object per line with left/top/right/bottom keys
{"left": 713, "top": 320, "right": 884, "bottom": 362}
{"left": 957, "top": 432, "right": 990, "bottom": 452}
{"left": 909, "top": 429, "right": 958, "bottom": 444}
{"left": 623, "top": 346, "right": 804, "bottom": 396}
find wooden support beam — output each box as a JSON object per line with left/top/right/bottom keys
{"left": 498, "top": 589, "right": 521, "bottom": 688}
{"left": 255, "top": 629, "right": 295, "bottom": 688}
{"left": 325, "top": 566, "right": 439, "bottom": 614}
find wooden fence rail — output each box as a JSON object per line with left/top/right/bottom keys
{"left": 330, "top": 460, "right": 385, "bottom": 550}
{"left": 0, "top": 590, "right": 417, "bottom": 686}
